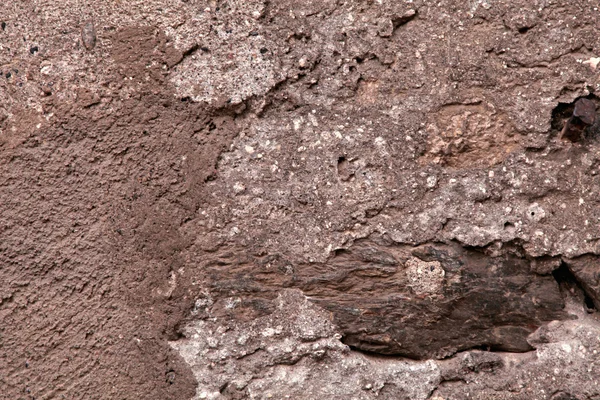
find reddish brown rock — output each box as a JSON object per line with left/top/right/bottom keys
{"left": 205, "top": 239, "right": 568, "bottom": 359}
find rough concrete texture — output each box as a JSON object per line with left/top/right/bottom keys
{"left": 171, "top": 289, "right": 441, "bottom": 400}
{"left": 3, "top": 0, "right": 600, "bottom": 399}
{"left": 172, "top": 289, "right": 600, "bottom": 400}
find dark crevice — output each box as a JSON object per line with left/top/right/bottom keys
{"left": 169, "top": 43, "right": 199, "bottom": 69}
{"left": 392, "top": 9, "right": 417, "bottom": 30}
{"left": 503, "top": 221, "right": 515, "bottom": 231}
{"left": 552, "top": 263, "right": 596, "bottom": 312}
{"left": 182, "top": 44, "right": 199, "bottom": 57}
{"left": 584, "top": 292, "right": 596, "bottom": 311}
{"left": 333, "top": 248, "right": 349, "bottom": 257}
{"left": 365, "top": 208, "right": 382, "bottom": 218}
{"left": 452, "top": 342, "right": 532, "bottom": 358}
{"left": 219, "top": 381, "right": 229, "bottom": 393}
{"left": 165, "top": 369, "right": 176, "bottom": 385}
{"left": 518, "top": 26, "right": 532, "bottom": 34}
{"left": 550, "top": 94, "right": 600, "bottom": 141}
{"left": 337, "top": 156, "right": 354, "bottom": 181}
{"left": 343, "top": 341, "right": 421, "bottom": 361}
{"left": 470, "top": 344, "right": 493, "bottom": 352}
{"left": 344, "top": 338, "right": 530, "bottom": 363}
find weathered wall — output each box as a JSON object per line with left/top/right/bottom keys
{"left": 2, "top": 0, "right": 600, "bottom": 399}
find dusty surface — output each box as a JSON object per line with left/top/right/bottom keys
{"left": 172, "top": 288, "right": 600, "bottom": 400}
{"left": 3, "top": 0, "right": 600, "bottom": 399}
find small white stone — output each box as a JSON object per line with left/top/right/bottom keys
{"left": 233, "top": 182, "right": 246, "bottom": 193}
{"left": 293, "top": 118, "right": 302, "bottom": 131}
{"left": 262, "top": 327, "right": 276, "bottom": 337}
{"left": 237, "top": 334, "right": 249, "bottom": 345}
{"left": 426, "top": 176, "right": 437, "bottom": 188}
{"left": 245, "top": 145, "right": 255, "bottom": 154}
{"left": 583, "top": 57, "right": 600, "bottom": 70}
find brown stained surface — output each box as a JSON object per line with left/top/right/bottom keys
{"left": 3, "top": 0, "right": 600, "bottom": 399}
{"left": 422, "top": 103, "right": 520, "bottom": 168}
{"left": 0, "top": 25, "right": 241, "bottom": 399}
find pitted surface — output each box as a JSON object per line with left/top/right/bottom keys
{"left": 3, "top": 0, "right": 600, "bottom": 399}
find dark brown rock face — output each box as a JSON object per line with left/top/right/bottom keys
{"left": 205, "top": 239, "right": 567, "bottom": 359}
{"left": 312, "top": 241, "right": 566, "bottom": 358}
{"left": 564, "top": 255, "right": 600, "bottom": 309}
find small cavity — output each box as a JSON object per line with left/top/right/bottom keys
{"left": 552, "top": 263, "right": 597, "bottom": 312}
{"left": 517, "top": 26, "right": 531, "bottom": 34}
